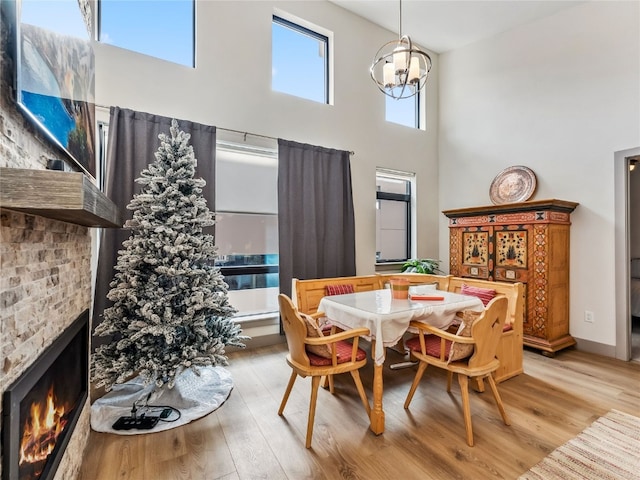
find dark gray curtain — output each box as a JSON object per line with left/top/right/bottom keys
{"left": 277, "top": 139, "right": 356, "bottom": 299}
{"left": 93, "top": 107, "right": 216, "bottom": 346}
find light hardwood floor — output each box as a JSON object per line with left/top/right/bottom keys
{"left": 78, "top": 343, "right": 640, "bottom": 480}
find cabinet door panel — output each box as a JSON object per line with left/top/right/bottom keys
{"left": 496, "top": 230, "right": 527, "bottom": 268}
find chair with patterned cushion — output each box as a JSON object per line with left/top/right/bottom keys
{"left": 277, "top": 294, "right": 371, "bottom": 448}
{"left": 447, "top": 278, "right": 524, "bottom": 383}
{"left": 404, "top": 295, "right": 510, "bottom": 446}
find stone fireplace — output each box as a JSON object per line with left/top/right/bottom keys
{"left": 0, "top": 177, "right": 120, "bottom": 480}
{"left": 0, "top": 210, "right": 93, "bottom": 480}
{"left": 0, "top": 178, "right": 119, "bottom": 480}
{"left": 0, "top": 170, "right": 120, "bottom": 480}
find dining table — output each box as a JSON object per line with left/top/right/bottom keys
{"left": 318, "top": 288, "right": 484, "bottom": 435}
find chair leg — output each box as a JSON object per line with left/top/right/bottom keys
{"left": 457, "top": 374, "right": 474, "bottom": 447}
{"left": 350, "top": 369, "right": 371, "bottom": 416}
{"left": 447, "top": 371, "right": 453, "bottom": 392}
{"left": 322, "top": 375, "right": 334, "bottom": 392}
{"left": 486, "top": 374, "right": 510, "bottom": 426}
{"left": 474, "top": 377, "right": 485, "bottom": 393}
{"left": 279, "top": 370, "right": 297, "bottom": 415}
{"left": 404, "top": 361, "right": 428, "bottom": 408}
{"left": 306, "top": 376, "right": 321, "bottom": 448}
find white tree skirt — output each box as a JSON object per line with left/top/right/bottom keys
{"left": 91, "top": 366, "right": 233, "bottom": 435}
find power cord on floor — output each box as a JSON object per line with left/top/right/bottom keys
{"left": 113, "top": 403, "right": 181, "bottom": 430}
{"left": 137, "top": 404, "right": 182, "bottom": 422}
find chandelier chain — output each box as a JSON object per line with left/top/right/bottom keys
{"left": 398, "top": 0, "right": 402, "bottom": 38}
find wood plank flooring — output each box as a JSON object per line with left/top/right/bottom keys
{"left": 78, "top": 343, "right": 640, "bottom": 480}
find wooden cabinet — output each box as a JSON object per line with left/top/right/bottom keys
{"left": 443, "top": 199, "right": 578, "bottom": 355}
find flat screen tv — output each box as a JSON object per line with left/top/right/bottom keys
{"left": 14, "top": 0, "right": 96, "bottom": 179}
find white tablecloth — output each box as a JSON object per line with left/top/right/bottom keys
{"left": 318, "top": 289, "right": 484, "bottom": 365}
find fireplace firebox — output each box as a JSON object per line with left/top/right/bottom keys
{"left": 2, "top": 310, "right": 88, "bottom": 480}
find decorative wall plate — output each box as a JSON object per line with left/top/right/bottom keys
{"left": 489, "top": 166, "right": 537, "bottom": 205}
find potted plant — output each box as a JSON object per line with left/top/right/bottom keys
{"left": 400, "top": 258, "right": 443, "bottom": 274}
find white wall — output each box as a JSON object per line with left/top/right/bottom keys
{"left": 439, "top": 1, "right": 640, "bottom": 349}
{"left": 94, "top": 0, "right": 441, "bottom": 278}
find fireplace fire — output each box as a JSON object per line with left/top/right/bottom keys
{"left": 2, "top": 310, "right": 88, "bottom": 480}
{"left": 19, "top": 385, "right": 71, "bottom": 478}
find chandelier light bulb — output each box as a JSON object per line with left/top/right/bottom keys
{"left": 383, "top": 62, "right": 396, "bottom": 88}
{"left": 408, "top": 56, "right": 420, "bottom": 84}
{"left": 393, "top": 45, "right": 408, "bottom": 74}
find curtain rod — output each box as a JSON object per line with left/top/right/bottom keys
{"left": 218, "top": 127, "right": 355, "bottom": 156}
{"left": 95, "top": 103, "right": 355, "bottom": 155}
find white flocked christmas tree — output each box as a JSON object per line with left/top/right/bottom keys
{"left": 92, "top": 120, "right": 247, "bottom": 393}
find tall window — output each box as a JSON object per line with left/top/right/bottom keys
{"left": 376, "top": 170, "right": 415, "bottom": 263}
{"left": 99, "top": 0, "right": 195, "bottom": 67}
{"left": 272, "top": 14, "right": 329, "bottom": 104}
{"left": 215, "top": 143, "right": 279, "bottom": 318}
{"left": 386, "top": 91, "right": 422, "bottom": 129}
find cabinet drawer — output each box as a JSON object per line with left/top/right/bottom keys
{"left": 459, "top": 265, "right": 490, "bottom": 279}
{"left": 494, "top": 267, "right": 529, "bottom": 283}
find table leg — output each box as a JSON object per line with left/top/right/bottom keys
{"left": 369, "top": 363, "right": 385, "bottom": 435}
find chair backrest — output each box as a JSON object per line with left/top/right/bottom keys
{"left": 278, "top": 294, "right": 311, "bottom": 366}
{"left": 292, "top": 275, "right": 383, "bottom": 314}
{"left": 468, "top": 295, "right": 509, "bottom": 369}
{"left": 448, "top": 277, "right": 523, "bottom": 331}
{"left": 377, "top": 273, "right": 453, "bottom": 291}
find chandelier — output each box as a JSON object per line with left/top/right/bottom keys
{"left": 370, "top": 0, "right": 432, "bottom": 100}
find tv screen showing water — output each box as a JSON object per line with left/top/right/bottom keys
{"left": 16, "top": 0, "right": 95, "bottom": 178}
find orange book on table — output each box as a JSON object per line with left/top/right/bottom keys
{"left": 410, "top": 295, "right": 445, "bottom": 301}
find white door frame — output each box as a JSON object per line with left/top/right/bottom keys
{"left": 614, "top": 146, "right": 640, "bottom": 360}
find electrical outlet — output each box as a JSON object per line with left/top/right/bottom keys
{"left": 585, "top": 310, "right": 594, "bottom": 323}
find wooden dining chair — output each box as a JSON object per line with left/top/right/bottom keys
{"left": 277, "top": 294, "right": 371, "bottom": 448}
{"left": 403, "top": 295, "right": 510, "bottom": 446}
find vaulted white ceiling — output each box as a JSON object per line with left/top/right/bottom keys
{"left": 330, "top": 1, "right": 585, "bottom": 53}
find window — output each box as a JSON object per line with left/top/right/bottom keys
{"left": 214, "top": 143, "right": 279, "bottom": 318}
{"left": 376, "top": 170, "right": 415, "bottom": 263}
{"left": 215, "top": 214, "right": 279, "bottom": 317}
{"left": 386, "top": 90, "right": 423, "bottom": 129}
{"left": 386, "top": 92, "right": 421, "bottom": 128}
{"left": 99, "top": 0, "right": 195, "bottom": 67}
{"left": 272, "top": 15, "right": 329, "bottom": 104}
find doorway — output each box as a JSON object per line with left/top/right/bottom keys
{"left": 614, "top": 148, "right": 640, "bottom": 362}
{"left": 629, "top": 155, "right": 640, "bottom": 362}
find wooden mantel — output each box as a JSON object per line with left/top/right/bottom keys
{"left": 0, "top": 168, "right": 122, "bottom": 228}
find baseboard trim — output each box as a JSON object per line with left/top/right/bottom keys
{"left": 227, "top": 333, "right": 285, "bottom": 352}
{"left": 574, "top": 337, "right": 617, "bottom": 358}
